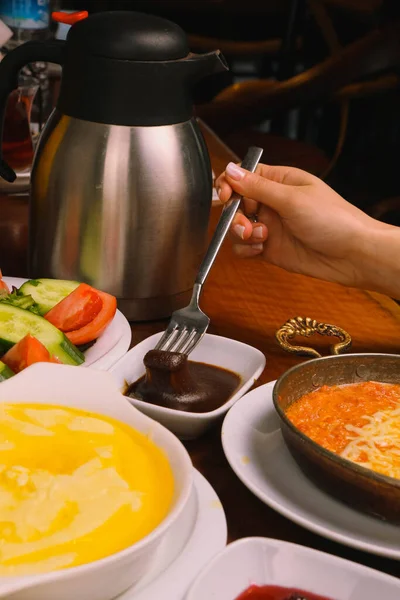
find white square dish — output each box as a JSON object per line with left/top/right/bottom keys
{"left": 109, "top": 332, "right": 266, "bottom": 439}
{"left": 185, "top": 537, "right": 400, "bottom": 600}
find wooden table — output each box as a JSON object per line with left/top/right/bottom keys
{"left": 1, "top": 123, "right": 400, "bottom": 578}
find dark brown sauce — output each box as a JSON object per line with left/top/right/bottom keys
{"left": 126, "top": 349, "right": 241, "bottom": 413}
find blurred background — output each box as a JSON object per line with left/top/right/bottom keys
{"left": 3, "top": 0, "right": 400, "bottom": 224}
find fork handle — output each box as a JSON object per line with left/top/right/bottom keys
{"left": 193, "top": 146, "right": 264, "bottom": 294}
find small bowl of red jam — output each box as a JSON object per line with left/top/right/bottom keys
{"left": 109, "top": 332, "right": 266, "bottom": 439}
{"left": 185, "top": 537, "right": 400, "bottom": 600}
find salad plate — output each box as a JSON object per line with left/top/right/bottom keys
{"left": 3, "top": 276, "right": 132, "bottom": 371}
{"left": 119, "top": 469, "right": 227, "bottom": 600}
{"left": 222, "top": 381, "right": 400, "bottom": 559}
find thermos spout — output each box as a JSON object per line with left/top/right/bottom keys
{"left": 182, "top": 50, "right": 229, "bottom": 84}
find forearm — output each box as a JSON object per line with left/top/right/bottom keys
{"left": 356, "top": 222, "right": 400, "bottom": 299}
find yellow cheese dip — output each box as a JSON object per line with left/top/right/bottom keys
{"left": 0, "top": 403, "right": 174, "bottom": 575}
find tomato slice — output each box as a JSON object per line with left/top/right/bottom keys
{"left": 0, "top": 269, "right": 9, "bottom": 293}
{"left": 2, "top": 334, "right": 53, "bottom": 373}
{"left": 66, "top": 290, "right": 117, "bottom": 346}
{"left": 45, "top": 283, "right": 102, "bottom": 332}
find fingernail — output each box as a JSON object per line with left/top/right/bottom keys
{"left": 233, "top": 224, "right": 245, "bottom": 239}
{"left": 251, "top": 243, "right": 263, "bottom": 251}
{"left": 226, "top": 162, "right": 245, "bottom": 181}
{"left": 253, "top": 226, "right": 264, "bottom": 239}
{"left": 216, "top": 186, "right": 221, "bottom": 198}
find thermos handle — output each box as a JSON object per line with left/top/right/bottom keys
{"left": 0, "top": 39, "right": 66, "bottom": 182}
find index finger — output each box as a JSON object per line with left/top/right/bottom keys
{"left": 216, "top": 161, "right": 269, "bottom": 202}
{"left": 215, "top": 174, "right": 259, "bottom": 216}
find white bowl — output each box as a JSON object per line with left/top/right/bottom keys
{"left": 185, "top": 537, "right": 400, "bottom": 600}
{"left": 109, "top": 332, "right": 266, "bottom": 440}
{"left": 0, "top": 363, "right": 193, "bottom": 600}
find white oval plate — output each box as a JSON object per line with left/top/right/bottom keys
{"left": 3, "top": 276, "right": 132, "bottom": 371}
{"left": 186, "top": 536, "right": 400, "bottom": 600}
{"left": 222, "top": 381, "right": 400, "bottom": 559}
{"left": 120, "top": 469, "right": 227, "bottom": 600}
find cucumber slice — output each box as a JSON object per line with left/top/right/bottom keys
{"left": 0, "top": 361, "right": 14, "bottom": 382}
{"left": 0, "top": 304, "right": 84, "bottom": 365}
{"left": 19, "top": 279, "right": 80, "bottom": 315}
{"left": 0, "top": 289, "right": 40, "bottom": 314}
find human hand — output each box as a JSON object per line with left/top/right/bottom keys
{"left": 216, "top": 162, "right": 393, "bottom": 292}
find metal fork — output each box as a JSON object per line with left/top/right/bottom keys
{"left": 155, "top": 146, "right": 264, "bottom": 356}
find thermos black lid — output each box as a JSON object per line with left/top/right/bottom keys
{"left": 53, "top": 11, "right": 227, "bottom": 126}
{"left": 66, "top": 11, "right": 190, "bottom": 62}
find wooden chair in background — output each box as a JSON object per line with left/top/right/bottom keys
{"left": 196, "top": 16, "right": 400, "bottom": 182}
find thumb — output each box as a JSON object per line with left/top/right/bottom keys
{"left": 224, "top": 162, "right": 299, "bottom": 213}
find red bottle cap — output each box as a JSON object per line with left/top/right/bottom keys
{"left": 52, "top": 11, "right": 88, "bottom": 25}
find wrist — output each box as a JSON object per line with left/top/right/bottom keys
{"left": 355, "top": 220, "right": 400, "bottom": 298}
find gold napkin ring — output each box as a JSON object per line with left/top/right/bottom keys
{"left": 276, "top": 316, "right": 352, "bottom": 359}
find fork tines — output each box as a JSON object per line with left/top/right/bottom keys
{"left": 155, "top": 325, "right": 204, "bottom": 355}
